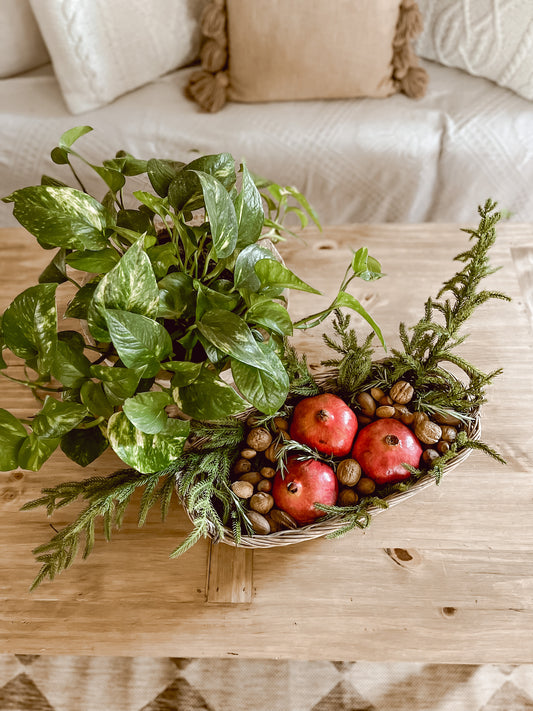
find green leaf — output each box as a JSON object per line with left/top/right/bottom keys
{"left": 157, "top": 272, "right": 195, "bottom": 319}
{"left": 2, "top": 283, "right": 58, "bottom": 373}
{"left": 234, "top": 244, "right": 278, "bottom": 294}
{"left": 32, "top": 396, "right": 88, "bottom": 438}
{"left": 161, "top": 360, "right": 202, "bottom": 387}
{"left": 41, "top": 175, "right": 68, "bottom": 188}
{"left": 64, "top": 282, "right": 97, "bottom": 320}
{"left": 58, "top": 125, "right": 93, "bottom": 149}
{"left": 231, "top": 347, "right": 289, "bottom": 415}
{"left": 90, "top": 364, "right": 141, "bottom": 406}
{"left": 116, "top": 209, "right": 155, "bottom": 235}
{"left": 39, "top": 248, "right": 68, "bottom": 284}
{"left": 255, "top": 259, "right": 322, "bottom": 294}
{"left": 351, "top": 247, "right": 382, "bottom": 281}
{"left": 234, "top": 161, "right": 264, "bottom": 247}
{"left": 0, "top": 316, "right": 6, "bottom": 369}
{"left": 284, "top": 185, "right": 321, "bottom": 229}
{"left": 147, "top": 158, "right": 185, "bottom": 197}
{"left": 122, "top": 391, "right": 173, "bottom": 434}
{"left": 50, "top": 338, "right": 91, "bottom": 388}
{"left": 193, "top": 170, "right": 238, "bottom": 259}
{"left": 195, "top": 281, "right": 240, "bottom": 321}
{"left": 60, "top": 426, "right": 108, "bottom": 467}
{"left": 80, "top": 381, "right": 113, "bottom": 418}
{"left": 107, "top": 411, "right": 190, "bottom": 473}
{"left": 198, "top": 309, "right": 277, "bottom": 372}
{"left": 133, "top": 191, "right": 169, "bottom": 221}
{"left": 147, "top": 243, "right": 179, "bottom": 279}
{"left": 112, "top": 151, "right": 149, "bottom": 176}
{"left": 245, "top": 300, "right": 293, "bottom": 336}
{"left": 333, "top": 291, "right": 385, "bottom": 347}
{"left": 66, "top": 248, "right": 120, "bottom": 274}
{"left": 2, "top": 186, "right": 111, "bottom": 250}
{"left": 174, "top": 367, "right": 247, "bottom": 420}
{"left": 18, "top": 433, "right": 59, "bottom": 471}
{"left": 104, "top": 309, "right": 172, "bottom": 377}
{"left": 0, "top": 409, "right": 28, "bottom": 470}
{"left": 168, "top": 169, "right": 203, "bottom": 212}
{"left": 87, "top": 237, "right": 160, "bottom": 342}
{"left": 187, "top": 153, "right": 236, "bottom": 190}
{"left": 91, "top": 165, "right": 126, "bottom": 193}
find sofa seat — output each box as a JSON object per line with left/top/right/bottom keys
{"left": 1, "top": 59, "right": 532, "bottom": 227}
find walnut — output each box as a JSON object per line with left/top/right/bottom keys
{"left": 250, "top": 492, "right": 274, "bottom": 514}
{"left": 246, "top": 427, "right": 272, "bottom": 452}
{"left": 231, "top": 480, "right": 254, "bottom": 499}
{"left": 414, "top": 419, "right": 442, "bottom": 445}
{"left": 337, "top": 488, "right": 359, "bottom": 507}
{"left": 390, "top": 380, "right": 414, "bottom": 405}
{"left": 233, "top": 458, "right": 252, "bottom": 475}
{"left": 336, "top": 458, "right": 362, "bottom": 487}
{"left": 356, "top": 477, "right": 376, "bottom": 496}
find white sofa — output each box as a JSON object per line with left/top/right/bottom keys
{"left": 2, "top": 56, "right": 533, "bottom": 228}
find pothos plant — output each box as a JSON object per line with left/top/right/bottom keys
{"left": 0, "top": 125, "right": 383, "bottom": 476}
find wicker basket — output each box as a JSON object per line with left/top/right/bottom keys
{"left": 181, "top": 368, "right": 481, "bottom": 549}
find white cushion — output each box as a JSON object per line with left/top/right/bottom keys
{"left": 0, "top": 0, "right": 49, "bottom": 78}
{"left": 28, "top": 0, "right": 208, "bottom": 114}
{"left": 416, "top": 0, "right": 533, "bottom": 101}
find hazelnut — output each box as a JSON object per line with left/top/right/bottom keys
{"left": 250, "top": 492, "right": 274, "bottom": 514}
{"left": 231, "top": 480, "right": 254, "bottom": 499}
{"left": 246, "top": 427, "right": 272, "bottom": 452}
{"left": 437, "top": 440, "right": 450, "bottom": 454}
{"left": 246, "top": 414, "right": 263, "bottom": 428}
{"left": 260, "top": 466, "right": 276, "bottom": 479}
{"left": 336, "top": 458, "right": 362, "bottom": 487}
{"left": 370, "top": 387, "right": 385, "bottom": 402}
{"left": 240, "top": 448, "right": 257, "bottom": 459}
{"left": 376, "top": 405, "right": 395, "bottom": 418}
{"left": 414, "top": 419, "right": 442, "bottom": 445}
{"left": 356, "top": 392, "right": 376, "bottom": 417}
{"left": 239, "top": 471, "right": 262, "bottom": 486}
{"left": 233, "top": 458, "right": 252, "bottom": 475}
{"left": 422, "top": 448, "right": 440, "bottom": 465}
{"left": 265, "top": 440, "right": 284, "bottom": 462}
{"left": 247, "top": 510, "right": 271, "bottom": 535}
{"left": 337, "top": 488, "right": 359, "bottom": 507}
{"left": 257, "top": 479, "right": 272, "bottom": 493}
{"left": 440, "top": 425, "right": 457, "bottom": 442}
{"left": 390, "top": 380, "right": 414, "bottom": 405}
{"left": 393, "top": 404, "right": 410, "bottom": 420}
{"left": 273, "top": 417, "right": 289, "bottom": 432}
{"left": 356, "top": 477, "right": 376, "bottom": 496}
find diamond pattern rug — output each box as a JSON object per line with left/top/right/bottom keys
{"left": 1, "top": 656, "right": 533, "bottom": 711}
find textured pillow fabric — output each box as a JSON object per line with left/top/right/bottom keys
{"left": 188, "top": 0, "right": 428, "bottom": 112}
{"left": 0, "top": 0, "right": 49, "bottom": 78}
{"left": 29, "top": 0, "right": 209, "bottom": 114}
{"left": 415, "top": 0, "right": 533, "bottom": 101}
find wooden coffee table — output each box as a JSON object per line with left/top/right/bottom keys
{"left": 1, "top": 223, "right": 532, "bottom": 662}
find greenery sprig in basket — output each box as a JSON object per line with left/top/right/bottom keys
{"left": 0, "top": 127, "right": 386, "bottom": 588}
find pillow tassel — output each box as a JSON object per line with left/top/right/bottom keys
{"left": 187, "top": 0, "right": 229, "bottom": 112}
{"left": 392, "top": 0, "right": 428, "bottom": 98}
{"left": 187, "top": 69, "right": 229, "bottom": 113}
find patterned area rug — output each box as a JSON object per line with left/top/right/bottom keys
{"left": 1, "top": 656, "right": 533, "bottom": 710}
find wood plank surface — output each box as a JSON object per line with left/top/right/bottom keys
{"left": 1, "top": 223, "right": 532, "bottom": 662}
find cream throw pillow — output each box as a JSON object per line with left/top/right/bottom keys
{"left": 188, "top": 0, "right": 428, "bottom": 112}
{"left": 29, "top": 0, "right": 209, "bottom": 114}
{"left": 416, "top": 0, "right": 533, "bottom": 101}
{"left": 0, "top": 0, "right": 49, "bottom": 78}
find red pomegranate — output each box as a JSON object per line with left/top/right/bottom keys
{"left": 352, "top": 418, "right": 422, "bottom": 485}
{"left": 289, "top": 393, "right": 358, "bottom": 456}
{"left": 272, "top": 456, "right": 339, "bottom": 525}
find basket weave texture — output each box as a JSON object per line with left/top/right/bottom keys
{"left": 181, "top": 368, "right": 481, "bottom": 549}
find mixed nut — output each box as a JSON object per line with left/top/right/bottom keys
{"left": 230, "top": 380, "right": 462, "bottom": 536}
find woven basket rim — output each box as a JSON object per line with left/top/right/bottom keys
{"left": 179, "top": 365, "right": 481, "bottom": 548}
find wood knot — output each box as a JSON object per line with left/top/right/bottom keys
{"left": 441, "top": 606, "right": 457, "bottom": 618}
{"left": 384, "top": 547, "right": 422, "bottom": 569}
